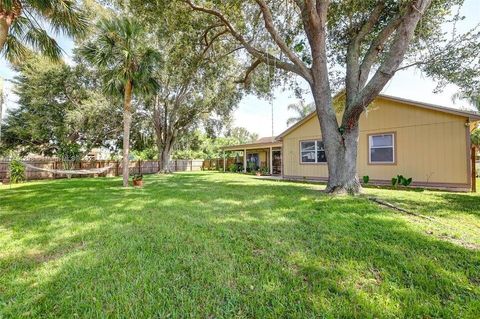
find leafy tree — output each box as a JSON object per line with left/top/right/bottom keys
{"left": 0, "top": 56, "right": 122, "bottom": 158}
{"left": 80, "top": 17, "right": 159, "bottom": 187}
{"left": 472, "top": 128, "right": 480, "bottom": 149}
{"left": 225, "top": 127, "right": 259, "bottom": 144}
{"left": 186, "top": 0, "right": 480, "bottom": 194}
{"left": 171, "top": 127, "right": 259, "bottom": 160}
{"left": 452, "top": 92, "right": 480, "bottom": 111}
{"left": 286, "top": 100, "right": 315, "bottom": 126}
{"left": 0, "top": 0, "right": 88, "bottom": 63}
{"left": 128, "top": 2, "right": 241, "bottom": 172}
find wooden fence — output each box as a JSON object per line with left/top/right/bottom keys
{"left": 0, "top": 159, "right": 205, "bottom": 181}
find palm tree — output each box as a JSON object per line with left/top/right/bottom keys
{"left": 80, "top": 17, "right": 159, "bottom": 187}
{"left": 452, "top": 92, "right": 480, "bottom": 112}
{"left": 0, "top": 0, "right": 87, "bottom": 63}
{"left": 286, "top": 100, "right": 315, "bottom": 126}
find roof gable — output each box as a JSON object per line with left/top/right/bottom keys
{"left": 276, "top": 94, "right": 480, "bottom": 140}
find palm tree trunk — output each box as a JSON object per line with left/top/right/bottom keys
{"left": 0, "top": 18, "right": 9, "bottom": 50}
{"left": 122, "top": 79, "right": 133, "bottom": 187}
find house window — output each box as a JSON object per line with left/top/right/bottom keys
{"left": 369, "top": 133, "right": 395, "bottom": 164}
{"left": 300, "top": 140, "right": 327, "bottom": 163}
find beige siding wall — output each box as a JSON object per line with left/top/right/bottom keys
{"left": 283, "top": 98, "right": 469, "bottom": 185}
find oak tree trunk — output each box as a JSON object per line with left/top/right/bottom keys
{"left": 311, "top": 82, "right": 362, "bottom": 195}
{"left": 159, "top": 146, "right": 172, "bottom": 173}
{"left": 157, "top": 136, "right": 173, "bottom": 173}
{"left": 122, "top": 80, "right": 133, "bottom": 187}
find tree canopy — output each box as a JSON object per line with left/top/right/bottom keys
{"left": 0, "top": 56, "right": 122, "bottom": 157}
{"left": 126, "top": 0, "right": 242, "bottom": 171}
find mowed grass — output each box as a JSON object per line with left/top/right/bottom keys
{"left": 0, "top": 173, "right": 479, "bottom": 318}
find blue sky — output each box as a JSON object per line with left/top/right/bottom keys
{"left": 1, "top": 0, "right": 479, "bottom": 137}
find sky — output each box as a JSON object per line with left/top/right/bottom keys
{"left": 1, "top": 0, "right": 479, "bottom": 138}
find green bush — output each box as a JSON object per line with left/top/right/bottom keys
{"left": 9, "top": 160, "right": 26, "bottom": 183}
{"left": 362, "top": 175, "right": 369, "bottom": 184}
{"left": 259, "top": 167, "right": 270, "bottom": 176}
{"left": 228, "top": 163, "right": 240, "bottom": 173}
{"left": 247, "top": 161, "right": 256, "bottom": 172}
{"left": 392, "top": 175, "right": 413, "bottom": 188}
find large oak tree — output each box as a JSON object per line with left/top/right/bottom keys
{"left": 130, "top": 1, "right": 242, "bottom": 172}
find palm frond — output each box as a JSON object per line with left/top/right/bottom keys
{"left": 80, "top": 17, "right": 160, "bottom": 99}
{"left": 24, "top": 26, "right": 62, "bottom": 60}
{"left": 1, "top": 35, "right": 28, "bottom": 65}
{"left": 1, "top": 0, "right": 89, "bottom": 61}
{"left": 24, "top": 0, "right": 88, "bottom": 37}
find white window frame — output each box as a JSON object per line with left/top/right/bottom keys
{"left": 368, "top": 133, "right": 395, "bottom": 164}
{"left": 300, "top": 140, "right": 327, "bottom": 164}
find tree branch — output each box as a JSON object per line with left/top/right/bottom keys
{"left": 254, "top": 0, "right": 311, "bottom": 79}
{"left": 345, "top": 3, "right": 385, "bottom": 105}
{"left": 234, "top": 59, "right": 262, "bottom": 87}
{"left": 395, "top": 60, "right": 426, "bottom": 72}
{"left": 358, "top": 13, "right": 403, "bottom": 88}
{"left": 185, "top": 0, "right": 313, "bottom": 83}
{"left": 343, "top": 0, "right": 433, "bottom": 128}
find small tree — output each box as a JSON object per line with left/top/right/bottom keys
{"left": 9, "top": 159, "right": 25, "bottom": 183}
{"left": 81, "top": 17, "right": 159, "bottom": 187}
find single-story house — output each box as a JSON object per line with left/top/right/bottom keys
{"left": 222, "top": 94, "right": 480, "bottom": 191}
{"left": 222, "top": 137, "right": 283, "bottom": 174}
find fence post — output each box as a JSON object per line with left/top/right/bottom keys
{"left": 116, "top": 161, "right": 119, "bottom": 176}
{"left": 138, "top": 160, "right": 142, "bottom": 174}
{"left": 472, "top": 146, "right": 477, "bottom": 193}
{"left": 175, "top": 160, "right": 177, "bottom": 172}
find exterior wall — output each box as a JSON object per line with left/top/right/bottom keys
{"left": 282, "top": 97, "right": 470, "bottom": 188}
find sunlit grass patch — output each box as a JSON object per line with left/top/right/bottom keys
{"left": 0, "top": 172, "right": 478, "bottom": 318}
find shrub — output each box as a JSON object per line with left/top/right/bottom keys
{"left": 391, "top": 177, "right": 398, "bottom": 187}
{"left": 132, "top": 174, "right": 143, "bottom": 181}
{"left": 259, "top": 167, "right": 270, "bottom": 176}
{"left": 362, "top": 175, "right": 369, "bottom": 184}
{"left": 392, "top": 175, "right": 413, "bottom": 188}
{"left": 228, "top": 163, "right": 240, "bottom": 173}
{"left": 247, "top": 161, "right": 256, "bottom": 172}
{"left": 9, "top": 160, "right": 26, "bottom": 183}
{"left": 401, "top": 176, "right": 413, "bottom": 187}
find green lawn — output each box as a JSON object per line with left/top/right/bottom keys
{"left": 1, "top": 173, "right": 479, "bottom": 318}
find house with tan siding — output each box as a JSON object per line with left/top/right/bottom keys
{"left": 223, "top": 94, "right": 480, "bottom": 191}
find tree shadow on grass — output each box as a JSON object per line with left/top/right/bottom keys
{"left": 367, "top": 187, "right": 480, "bottom": 219}
{"left": 1, "top": 172, "right": 479, "bottom": 318}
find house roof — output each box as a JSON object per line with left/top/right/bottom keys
{"left": 222, "top": 136, "right": 282, "bottom": 151}
{"left": 255, "top": 136, "right": 277, "bottom": 144}
{"left": 276, "top": 94, "right": 480, "bottom": 139}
